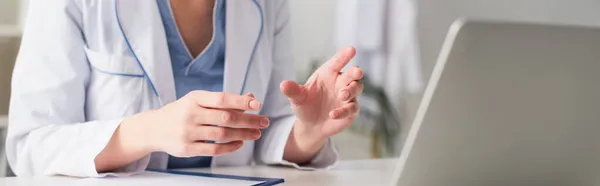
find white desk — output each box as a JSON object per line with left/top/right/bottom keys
{"left": 0, "top": 159, "right": 396, "bottom": 186}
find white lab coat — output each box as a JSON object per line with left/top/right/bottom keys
{"left": 7, "top": 0, "right": 337, "bottom": 177}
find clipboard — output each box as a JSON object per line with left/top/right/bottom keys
{"left": 149, "top": 169, "right": 284, "bottom": 186}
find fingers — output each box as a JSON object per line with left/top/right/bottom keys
{"left": 228, "top": 93, "right": 256, "bottom": 112}
{"left": 180, "top": 141, "right": 244, "bottom": 157}
{"left": 329, "top": 102, "right": 360, "bottom": 119}
{"left": 188, "top": 126, "right": 261, "bottom": 142}
{"left": 325, "top": 46, "right": 357, "bottom": 72}
{"left": 280, "top": 80, "right": 307, "bottom": 105}
{"left": 187, "top": 91, "right": 262, "bottom": 111}
{"left": 339, "top": 81, "right": 364, "bottom": 102}
{"left": 195, "top": 108, "right": 270, "bottom": 128}
{"left": 338, "top": 65, "right": 363, "bottom": 86}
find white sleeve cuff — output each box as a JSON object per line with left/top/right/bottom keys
{"left": 255, "top": 116, "right": 339, "bottom": 170}
{"left": 87, "top": 119, "right": 150, "bottom": 177}
{"left": 95, "top": 155, "right": 151, "bottom": 177}
{"left": 278, "top": 137, "right": 339, "bottom": 170}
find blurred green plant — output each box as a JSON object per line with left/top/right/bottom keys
{"left": 300, "top": 59, "right": 401, "bottom": 158}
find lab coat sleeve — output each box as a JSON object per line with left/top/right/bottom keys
{"left": 6, "top": 0, "right": 148, "bottom": 177}
{"left": 254, "top": 0, "right": 338, "bottom": 170}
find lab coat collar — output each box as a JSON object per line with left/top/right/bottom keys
{"left": 115, "top": 0, "right": 264, "bottom": 104}
{"left": 224, "top": 0, "right": 263, "bottom": 95}
{"left": 115, "top": 0, "right": 177, "bottom": 105}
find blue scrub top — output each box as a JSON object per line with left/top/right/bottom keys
{"left": 156, "top": 0, "right": 226, "bottom": 169}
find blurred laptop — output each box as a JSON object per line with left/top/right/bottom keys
{"left": 392, "top": 19, "right": 600, "bottom": 186}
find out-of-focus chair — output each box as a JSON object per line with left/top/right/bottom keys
{"left": 0, "top": 25, "right": 21, "bottom": 177}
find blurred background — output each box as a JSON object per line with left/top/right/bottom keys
{"left": 1, "top": 0, "right": 600, "bottom": 177}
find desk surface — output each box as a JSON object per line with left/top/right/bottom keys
{"left": 0, "top": 158, "right": 397, "bottom": 186}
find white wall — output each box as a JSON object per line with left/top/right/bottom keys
{"left": 0, "top": 0, "right": 19, "bottom": 25}
{"left": 417, "top": 0, "right": 600, "bottom": 79}
{"left": 289, "top": 0, "right": 338, "bottom": 79}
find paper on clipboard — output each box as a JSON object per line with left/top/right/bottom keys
{"left": 77, "top": 171, "right": 265, "bottom": 186}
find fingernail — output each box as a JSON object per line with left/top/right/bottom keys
{"left": 254, "top": 130, "right": 262, "bottom": 138}
{"left": 249, "top": 99, "right": 261, "bottom": 110}
{"left": 355, "top": 69, "right": 363, "bottom": 78}
{"left": 347, "top": 46, "right": 355, "bottom": 52}
{"left": 260, "top": 118, "right": 270, "bottom": 127}
{"left": 330, "top": 111, "right": 338, "bottom": 118}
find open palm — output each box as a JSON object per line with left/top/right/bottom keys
{"left": 280, "top": 47, "right": 364, "bottom": 138}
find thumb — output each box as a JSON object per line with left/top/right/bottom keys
{"left": 280, "top": 80, "right": 307, "bottom": 105}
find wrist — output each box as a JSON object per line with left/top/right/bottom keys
{"left": 292, "top": 120, "right": 328, "bottom": 146}
{"left": 290, "top": 121, "right": 328, "bottom": 149}
{"left": 120, "top": 111, "right": 158, "bottom": 154}
{"left": 291, "top": 120, "right": 328, "bottom": 149}
{"left": 94, "top": 112, "right": 156, "bottom": 172}
{"left": 283, "top": 121, "right": 327, "bottom": 164}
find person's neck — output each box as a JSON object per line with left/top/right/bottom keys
{"left": 170, "top": 0, "right": 216, "bottom": 17}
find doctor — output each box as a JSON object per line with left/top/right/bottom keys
{"left": 7, "top": 0, "right": 364, "bottom": 177}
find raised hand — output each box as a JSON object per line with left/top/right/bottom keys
{"left": 280, "top": 46, "right": 363, "bottom": 143}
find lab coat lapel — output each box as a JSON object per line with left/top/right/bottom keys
{"left": 224, "top": 0, "right": 262, "bottom": 95}
{"left": 115, "top": 0, "right": 177, "bottom": 105}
